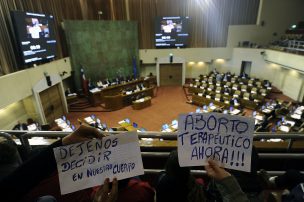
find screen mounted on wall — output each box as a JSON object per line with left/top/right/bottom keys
{"left": 155, "top": 16, "right": 189, "bottom": 48}
{"left": 11, "top": 11, "right": 57, "bottom": 66}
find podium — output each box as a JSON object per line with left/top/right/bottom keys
{"left": 132, "top": 96, "right": 152, "bottom": 110}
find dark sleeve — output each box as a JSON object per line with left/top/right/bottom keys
{"left": 0, "top": 140, "right": 62, "bottom": 202}
{"left": 215, "top": 175, "right": 250, "bottom": 202}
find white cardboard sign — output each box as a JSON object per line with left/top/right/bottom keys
{"left": 178, "top": 112, "right": 254, "bottom": 172}
{"left": 53, "top": 132, "right": 144, "bottom": 195}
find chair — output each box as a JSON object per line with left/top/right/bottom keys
{"left": 259, "top": 89, "right": 267, "bottom": 96}
{"left": 224, "top": 82, "right": 232, "bottom": 88}
{"left": 232, "top": 84, "right": 239, "bottom": 91}
{"left": 255, "top": 81, "right": 262, "bottom": 88}
{"left": 241, "top": 85, "right": 248, "bottom": 92}
{"left": 208, "top": 78, "right": 214, "bottom": 85}
{"left": 215, "top": 87, "right": 222, "bottom": 94}
{"left": 207, "top": 85, "right": 215, "bottom": 91}
{"left": 243, "top": 92, "right": 250, "bottom": 100}
{"left": 248, "top": 80, "right": 254, "bottom": 86}
{"left": 251, "top": 87, "right": 258, "bottom": 94}
{"left": 214, "top": 94, "right": 221, "bottom": 102}
{"left": 233, "top": 90, "right": 242, "bottom": 98}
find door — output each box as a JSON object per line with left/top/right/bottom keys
{"left": 39, "top": 84, "right": 64, "bottom": 124}
{"left": 240, "top": 61, "right": 252, "bottom": 76}
{"left": 159, "top": 64, "right": 182, "bottom": 86}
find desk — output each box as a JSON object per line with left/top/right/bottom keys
{"left": 88, "top": 90, "right": 102, "bottom": 107}
{"left": 118, "top": 120, "right": 137, "bottom": 131}
{"left": 103, "top": 87, "right": 154, "bottom": 111}
{"left": 132, "top": 97, "right": 152, "bottom": 110}
{"left": 100, "top": 78, "right": 152, "bottom": 103}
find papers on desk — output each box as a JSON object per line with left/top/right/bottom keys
{"left": 230, "top": 109, "right": 241, "bottom": 115}
{"left": 189, "top": 84, "right": 193, "bottom": 87}
{"left": 84, "top": 117, "right": 95, "bottom": 124}
{"left": 279, "top": 125, "right": 290, "bottom": 132}
{"left": 267, "top": 139, "right": 283, "bottom": 142}
{"left": 206, "top": 95, "right": 211, "bottom": 99}
{"left": 255, "top": 115, "right": 264, "bottom": 121}
{"left": 210, "top": 105, "right": 216, "bottom": 110}
{"left": 118, "top": 120, "right": 125, "bottom": 125}
{"left": 262, "top": 108, "right": 272, "bottom": 114}
{"left": 198, "top": 93, "right": 203, "bottom": 97}
{"left": 15, "top": 137, "right": 58, "bottom": 146}
{"left": 291, "top": 113, "right": 301, "bottom": 120}
{"left": 27, "top": 124, "right": 38, "bottom": 131}
{"left": 89, "top": 88, "right": 101, "bottom": 93}
{"left": 285, "top": 120, "right": 295, "bottom": 127}
{"left": 67, "top": 93, "right": 77, "bottom": 97}
{"left": 126, "top": 91, "right": 132, "bottom": 95}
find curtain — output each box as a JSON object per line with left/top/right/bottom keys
{"left": 0, "top": 0, "right": 259, "bottom": 75}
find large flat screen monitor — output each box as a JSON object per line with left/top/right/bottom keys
{"left": 155, "top": 16, "right": 189, "bottom": 48}
{"left": 11, "top": 11, "right": 57, "bottom": 66}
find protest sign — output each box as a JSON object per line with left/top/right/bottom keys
{"left": 178, "top": 112, "right": 254, "bottom": 172}
{"left": 53, "top": 132, "right": 144, "bottom": 195}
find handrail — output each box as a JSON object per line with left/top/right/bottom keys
{"left": 2, "top": 130, "right": 304, "bottom": 158}
{"left": 144, "top": 169, "right": 304, "bottom": 176}
{"left": 141, "top": 152, "right": 304, "bottom": 159}
{"left": 2, "top": 130, "right": 304, "bottom": 140}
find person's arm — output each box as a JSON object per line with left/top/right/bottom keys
{"left": 0, "top": 125, "right": 103, "bottom": 202}
{"left": 93, "top": 178, "right": 118, "bottom": 202}
{"left": 205, "top": 159, "right": 249, "bottom": 202}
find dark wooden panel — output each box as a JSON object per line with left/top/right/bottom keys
{"left": 159, "top": 64, "right": 182, "bottom": 86}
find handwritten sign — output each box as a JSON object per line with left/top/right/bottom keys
{"left": 53, "top": 132, "right": 144, "bottom": 195}
{"left": 178, "top": 112, "right": 254, "bottom": 172}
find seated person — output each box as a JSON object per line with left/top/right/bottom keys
{"left": 0, "top": 126, "right": 103, "bottom": 202}
{"left": 0, "top": 138, "right": 22, "bottom": 181}
{"left": 12, "top": 121, "right": 27, "bottom": 130}
{"left": 92, "top": 177, "right": 154, "bottom": 202}
{"left": 156, "top": 150, "right": 249, "bottom": 202}
{"left": 259, "top": 169, "right": 304, "bottom": 202}
{"left": 156, "top": 150, "right": 205, "bottom": 202}
{"left": 223, "top": 87, "right": 231, "bottom": 95}
{"left": 104, "top": 78, "right": 110, "bottom": 85}
{"left": 239, "top": 72, "right": 248, "bottom": 79}
{"left": 230, "top": 97, "right": 240, "bottom": 107}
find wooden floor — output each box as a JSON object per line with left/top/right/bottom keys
{"left": 67, "top": 86, "right": 295, "bottom": 131}
{"left": 67, "top": 86, "right": 198, "bottom": 131}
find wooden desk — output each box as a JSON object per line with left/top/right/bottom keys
{"left": 132, "top": 97, "right": 152, "bottom": 110}
{"left": 88, "top": 91, "right": 102, "bottom": 107}
{"left": 100, "top": 78, "right": 152, "bottom": 103}
{"left": 103, "top": 94, "right": 124, "bottom": 111}
{"left": 103, "top": 87, "right": 154, "bottom": 111}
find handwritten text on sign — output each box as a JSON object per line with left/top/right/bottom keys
{"left": 53, "top": 132, "right": 144, "bottom": 195}
{"left": 178, "top": 112, "right": 254, "bottom": 172}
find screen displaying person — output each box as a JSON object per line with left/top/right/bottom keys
{"left": 27, "top": 18, "right": 41, "bottom": 39}
{"left": 161, "top": 20, "right": 175, "bottom": 33}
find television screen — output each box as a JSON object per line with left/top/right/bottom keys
{"left": 155, "top": 16, "right": 189, "bottom": 48}
{"left": 11, "top": 11, "right": 56, "bottom": 65}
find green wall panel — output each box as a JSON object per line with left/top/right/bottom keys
{"left": 64, "top": 20, "right": 139, "bottom": 91}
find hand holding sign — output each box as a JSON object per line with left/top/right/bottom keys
{"left": 93, "top": 178, "right": 118, "bottom": 202}
{"left": 205, "top": 159, "right": 231, "bottom": 181}
{"left": 54, "top": 132, "right": 144, "bottom": 195}
{"left": 178, "top": 112, "right": 254, "bottom": 172}
{"left": 62, "top": 125, "right": 104, "bottom": 145}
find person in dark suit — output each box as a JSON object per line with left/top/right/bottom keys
{"left": 12, "top": 121, "right": 27, "bottom": 130}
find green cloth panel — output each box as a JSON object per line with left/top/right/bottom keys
{"left": 64, "top": 20, "right": 139, "bottom": 91}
